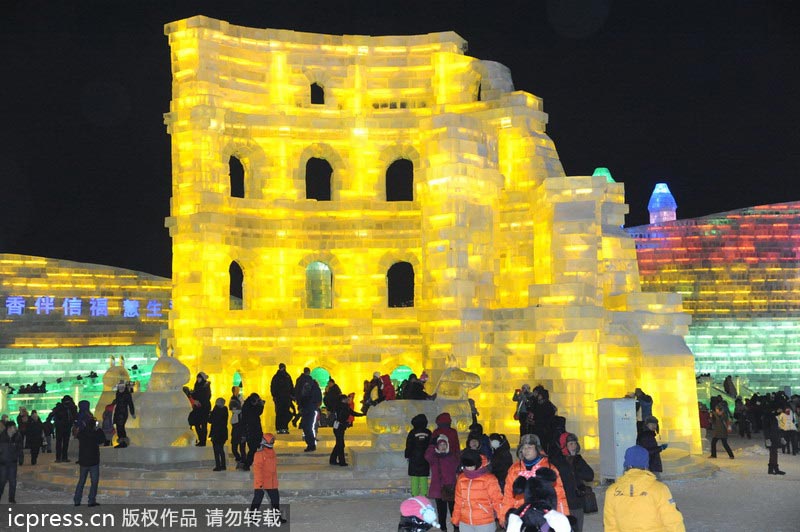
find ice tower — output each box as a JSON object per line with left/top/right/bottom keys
{"left": 163, "top": 16, "right": 700, "bottom": 452}
{"left": 648, "top": 183, "right": 678, "bottom": 224}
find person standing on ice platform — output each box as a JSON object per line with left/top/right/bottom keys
{"left": 270, "top": 363, "right": 294, "bottom": 434}
{"left": 241, "top": 393, "right": 264, "bottom": 471}
{"left": 300, "top": 377, "right": 322, "bottom": 452}
{"left": 329, "top": 392, "right": 364, "bottom": 466}
{"left": 113, "top": 381, "right": 135, "bottom": 448}
{"left": 190, "top": 372, "right": 212, "bottom": 446}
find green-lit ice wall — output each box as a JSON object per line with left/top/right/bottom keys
{"left": 0, "top": 345, "right": 158, "bottom": 416}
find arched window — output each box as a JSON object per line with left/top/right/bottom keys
{"left": 306, "top": 157, "right": 332, "bottom": 201}
{"left": 386, "top": 159, "right": 413, "bottom": 202}
{"left": 306, "top": 261, "right": 332, "bottom": 309}
{"left": 310, "top": 83, "right": 325, "bottom": 105}
{"left": 229, "top": 261, "right": 244, "bottom": 310}
{"left": 476, "top": 82, "right": 482, "bottom": 102}
{"left": 229, "top": 156, "right": 245, "bottom": 198}
{"left": 387, "top": 262, "right": 414, "bottom": 308}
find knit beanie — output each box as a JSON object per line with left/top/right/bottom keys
{"left": 461, "top": 449, "right": 482, "bottom": 468}
{"left": 435, "top": 412, "right": 452, "bottom": 427}
{"left": 623, "top": 445, "right": 649, "bottom": 470}
{"left": 400, "top": 496, "right": 440, "bottom": 528}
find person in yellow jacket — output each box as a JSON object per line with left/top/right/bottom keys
{"left": 604, "top": 445, "right": 685, "bottom": 532}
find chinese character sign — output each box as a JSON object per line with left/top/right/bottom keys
{"left": 62, "top": 297, "right": 82, "bottom": 316}
{"left": 5, "top": 296, "right": 25, "bottom": 316}
{"left": 90, "top": 297, "right": 109, "bottom": 317}
{"left": 2, "top": 295, "right": 169, "bottom": 320}
{"left": 146, "top": 299, "right": 163, "bottom": 318}
{"left": 35, "top": 296, "right": 55, "bottom": 315}
{"left": 122, "top": 299, "right": 140, "bottom": 318}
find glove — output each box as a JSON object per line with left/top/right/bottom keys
{"left": 505, "top": 513, "right": 523, "bottom": 532}
{"left": 765, "top": 439, "right": 771, "bottom": 447}
{"left": 543, "top": 510, "right": 572, "bottom": 532}
{"left": 131, "top": 414, "right": 136, "bottom": 419}
{"left": 660, "top": 443, "right": 668, "bottom": 451}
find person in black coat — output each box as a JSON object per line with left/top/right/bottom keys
{"left": 405, "top": 374, "right": 434, "bottom": 401}
{"left": 404, "top": 413, "right": 432, "bottom": 496}
{"left": 294, "top": 367, "right": 312, "bottom": 405}
{"left": 329, "top": 393, "right": 364, "bottom": 466}
{"left": 488, "top": 432, "right": 513, "bottom": 492}
{"left": 73, "top": 416, "right": 106, "bottom": 507}
{"left": 636, "top": 416, "right": 666, "bottom": 474}
{"left": 551, "top": 432, "right": 595, "bottom": 532}
{"left": 0, "top": 421, "right": 23, "bottom": 503}
{"left": 241, "top": 392, "right": 265, "bottom": 471}
{"left": 270, "top": 363, "right": 294, "bottom": 434}
{"left": 113, "top": 382, "right": 136, "bottom": 448}
{"left": 209, "top": 398, "right": 229, "bottom": 471}
{"left": 764, "top": 405, "right": 786, "bottom": 475}
{"left": 190, "top": 372, "right": 212, "bottom": 446}
{"left": 229, "top": 386, "right": 246, "bottom": 466}
{"left": 25, "top": 411, "right": 44, "bottom": 466}
{"left": 300, "top": 378, "right": 323, "bottom": 452}
{"left": 46, "top": 395, "right": 77, "bottom": 463}
{"left": 531, "top": 388, "right": 557, "bottom": 454}
{"left": 323, "top": 378, "right": 342, "bottom": 412}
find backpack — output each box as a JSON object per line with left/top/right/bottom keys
{"left": 300, "top": 381, "right": 312, "bottom": 401}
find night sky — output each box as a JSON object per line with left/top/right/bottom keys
{"left": 2, "top": 1, "right": 799, "bottom": 279}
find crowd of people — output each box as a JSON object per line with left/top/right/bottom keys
{"left": 400, "top": 382, "right": 598, "bottom": 532}
{"left": 4, "top": 381, "right": 48, "bottom": 395}
{"left": 700, "top": 389, "right": 800, "bottom": 475}
{"left": 3, "top": 366, "right": 797, "bottom": 531}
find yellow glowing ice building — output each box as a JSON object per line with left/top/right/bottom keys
{"left": 163, "top": 16, "right": 700, "bottom": 452}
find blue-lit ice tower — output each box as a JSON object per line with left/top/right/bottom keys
{"left": 648, "top": 183, "right": 678, "bottom": 224}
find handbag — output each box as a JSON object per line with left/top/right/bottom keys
{"left": 436, "top": 460, "right": 456, "bottom": 502}
{"left": 440, "top": 483, "right": 456, "bottom": 502}
{"left": 580, "top": 485, "right": 598, "bottom": 514}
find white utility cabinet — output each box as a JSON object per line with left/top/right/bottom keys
{"left": 597, "top": 398, "right": 637, "bottom": 482}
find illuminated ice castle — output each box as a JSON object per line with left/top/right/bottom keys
{"left": 162, "top": 16, "right": 700, "bottom": 451}
{"left": 628, "top": 189, "right": 800, "bottom": 392}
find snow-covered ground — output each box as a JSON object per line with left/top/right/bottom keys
{"left": 9, "top": 434, "right": 800, "bottom": 531}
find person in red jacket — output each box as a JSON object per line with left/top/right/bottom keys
{"left": 432, "top": 412, "right": 460, "bottom": 454}
{"left": 425, "top": 434, "right": 460, "bottom": 532}
{"left": 452, "top": 449, "right": 504, "bottom": 532}
{"left": 249, "top": 433, "right": 287, "bottom": 524}
{"left": 502, "top": 433, "right": 569, "bottom": 519}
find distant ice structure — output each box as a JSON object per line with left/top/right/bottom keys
{"left": 648, "top": 183, "right": 678, "bottom": 224}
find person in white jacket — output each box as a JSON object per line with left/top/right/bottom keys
{"left": 777, "top": 406, "right": 798, "bottom": 455}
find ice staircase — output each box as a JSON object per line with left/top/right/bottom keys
{"left": 21, "top": 427, "right": 719, "bottom": 499}
{"left": 22, "top": 425, "right": 412, "bottom": 498}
